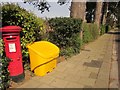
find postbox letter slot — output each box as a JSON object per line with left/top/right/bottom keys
{"left": 6, "top": 37, "right": 17, "bottom": 41}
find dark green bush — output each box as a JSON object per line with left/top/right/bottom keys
{"left": 1, "top": 3, "right": 45, "bottom": 67}
{"left": 109, "top": 25, "right": 112, "bottom": 31}
{"left": 105, "top": 25, "right": 111, "bottom": 33}
{"left": 100, "top": 24, "right": 106, "bottom": 35}
{"left": 89, "top": 23, "right": 99, "bottom": 40}
{"left": 48, "top": 17, "right": 82, "bottom": 57}
{"left": 0, "top": 39, "right": 10, "bottom": 90}
{"left": 82, "top": 23, "right": 99, "bottom": 44}
{"left": 82, "top": 23, "right": 93, "bottom": 43}
{"left": 100, "top": 24, "right": 112, "bottom": 35}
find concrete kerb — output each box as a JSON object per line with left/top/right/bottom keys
{"left": 109, "top": 30, "right": 119, "bottom": 88}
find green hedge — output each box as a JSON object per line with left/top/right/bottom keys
{"left": 48, "top": 17, "right": 82, "bottom": 57}
{"left": 100, "top": 24, "right": 106, "bottom": 35}
{"left": 0, "top": 39, "right": 10, "bottom": 90}
{"left": 82, "top": 23, "right": 99, "bottom": 44}
{"left": 105, "top": 25, "right": 111, "bottom": 33}
{"left": 100, "top": 24, "right": 112, "bottom": 35}
{"left": 2, "top": 3, "right": 45, "bottom": 66}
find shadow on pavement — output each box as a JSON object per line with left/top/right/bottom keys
{"left": 108, "top": 31, "right": 120, "bottom": 35}
{"left": 115, "top": 39, "right": 120, "bottom": 42}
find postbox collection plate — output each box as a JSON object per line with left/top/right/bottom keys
{"left": 8, "top": 43, "right": 16, "bottom": 52}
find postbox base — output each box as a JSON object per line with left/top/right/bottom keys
{"left": 10, "top": 73, "right": 25, "bottom": 83}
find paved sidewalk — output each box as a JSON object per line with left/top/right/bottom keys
{"left": 17, "top": 30, "right": 117, "bottom": 88}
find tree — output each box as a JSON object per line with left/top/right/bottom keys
{"left": 107, "top": 2, "right": 120, "bottom": 28}
{"left": 24, "top": 0, "right": 87, "bottom": 21}
{"left": 70, "top": 0, "right": 86, "bottom": 22}
{"left": 22, "top": 0, "right": 120, "bottom": 28}
{"left": 94, "top": 1, "right": 103, "bottom": 28}
{"left": 100, "top": 2, "right": 109, "bottom": 25}
{"left": 23, "top": 0, "right": 68, "bottom": 13}
{"left": 86, "top": 2, "right": 96, "bottom": 23}
{"left": 23, "top": 0, "right": 51, "bottom": 13}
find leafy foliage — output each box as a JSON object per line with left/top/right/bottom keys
{"left": 108, "top": 2, "right": 120, "bottom": 17}
{"left": 1, "top": 3, "right": 45, "bottom": 66}
{"left": 86, "top": 2, "right": 96, "bottom": 23}
{"left": 100, "top": 24, "right": 106, "bottom": 35}
{"left": 23, "top": 0, "right": 68, "bottom": 13}
{"left": 82, "top": 23, "right": 93, "bottom": 43}
{"left": 106, "top": 2, "right": 120, "bottom": 28}
{"left": 57, "top": 0, "right": 68, "bottom": 5}
{"left": 48, "top": 17, "right": 82, "bottom": 57}
{"left": 82, "top": 23, "right": 99, "bottom": 44}
{"left": 0, "top": 39, "right": 10, "bottom": 90}
{"left": 23, "top": 0, "right": 51, "bottom": 13}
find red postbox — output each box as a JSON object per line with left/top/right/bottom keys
{"left": 0, "top": 26, "right": 24, "bottom": 82}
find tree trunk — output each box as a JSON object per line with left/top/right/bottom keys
{"left": 70, "top": 0, "right": 86, "bottom": 22}
{"left": 94, "top": 2, "right": 103, "bottom": 28}
{"left": 70, "top": 0, "right": 86, "bottom": 42}
{"left": 118, "top": 7, "right": 120, "bottom": 29}
{"left": 101, "top": 2, "right": 109, "bottom": 25}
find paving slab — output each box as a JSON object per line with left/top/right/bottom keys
{"left": 66, "top": 82, "right": 84, "bottom": 88}
{"left": 17, "top": 79, "right": 42, "bottom": 88}
{"left": 49, "top": 78, "right": 69, "bottom": 88}
{"left": 77, "top": 77, "right": 96, "bottom": 86}
{"left": 89, "top": 72, "right": 98, "bottom": 79}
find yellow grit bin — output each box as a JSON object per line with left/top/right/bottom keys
{"left": 27, "top": 41, "right": 60, "bottom": 76}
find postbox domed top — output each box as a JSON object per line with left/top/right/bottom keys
{"left": 0, "top": 26, "right": 22, "bottom": 33}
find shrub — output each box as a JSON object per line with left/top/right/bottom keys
{"left": 100, "top": 24, "right": 106, "bottom": 35}
{"left": 1, "top": 3, "right": 45, "bottom": 67}
{"left": 104, "top": 25, "right": 112, "bottom": 33}
{"left": 0, "top": 39, "right": 10, "bottom": 90}
{"left": 82, "top": 23, "right": 93, "bottom": 43}
{"left": 48, "top": 17, "right": 82, "bottom": 57}
{"left": 100, "top": 24, "right": 112, "bottom": 35}
{"left": 82, "top": 23, "right": 99, "bottom": 44}
{"left": 89, "top": 23, "right": 99, "bottom": 40}
{"left": 60, "top": 47, "right": 75, "bottom": 57}
{"left": 108, "top": 25, "right": 111, "bottom": 32}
